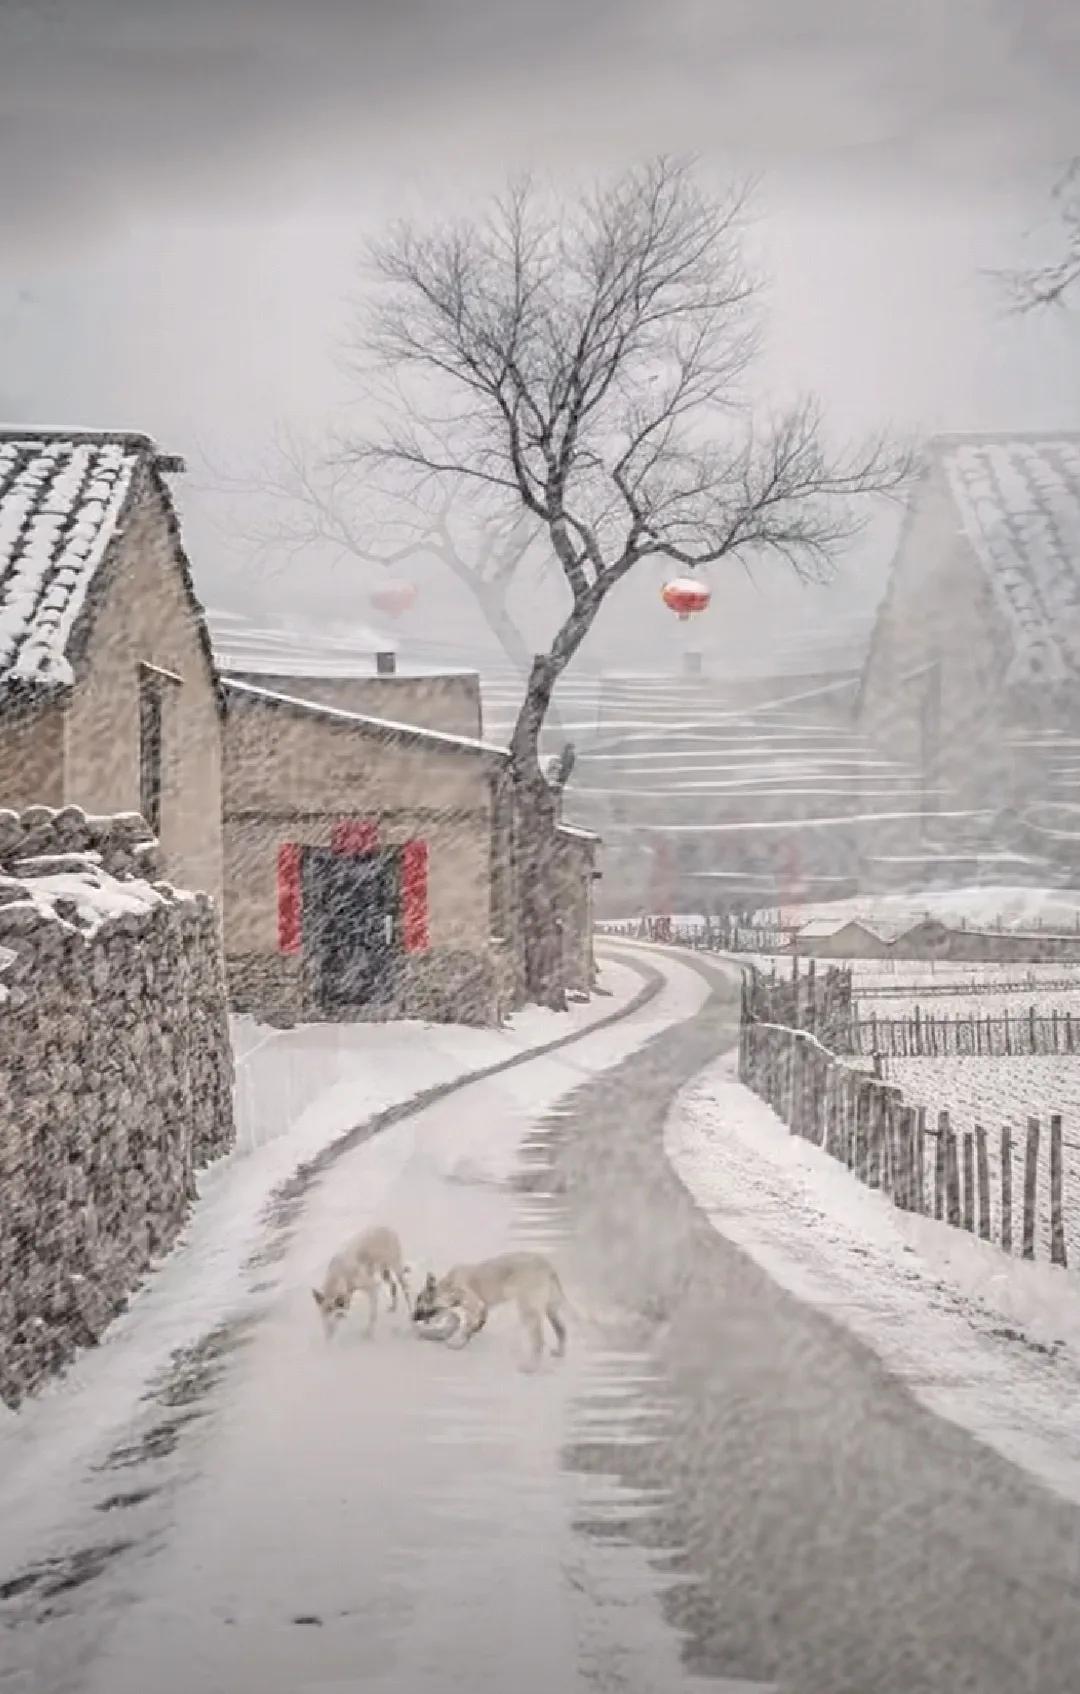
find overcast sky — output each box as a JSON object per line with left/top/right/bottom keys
{"left": 3, "top": 0, "right": 1080, "bottom": 674}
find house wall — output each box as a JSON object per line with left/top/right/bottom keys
{"left": 229, "top": 672, "right": 483, "bottom": 740}
{"left": 553, "top": 831, "right": 598, "bottom": 991}
{"left": 222, "top": 693, "right": 506, "bottom": 1024}
{"left": 0, "top": 698, "right": 66, "bottom": 809}
{"left": 60, "top": 479, "right": 224, "bottom": 905}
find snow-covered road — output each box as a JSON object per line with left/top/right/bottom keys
{"left": 5, "top": 944, "right": 1080, "bottom": 1694}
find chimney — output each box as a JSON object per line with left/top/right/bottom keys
{"left": 376, "top": 650, "right": 396, "bottom": 676}
{"left": 683, "top": 650, "right": 703, "bottom": 678}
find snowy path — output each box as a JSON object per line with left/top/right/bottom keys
{"left": 5, "top": 946, "right": 1080, "bottom": 1692}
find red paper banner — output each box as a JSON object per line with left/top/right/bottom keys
{"left": 401, "top": 839, "right": 429, "bottom": 953}
{"left": 277, "top": 842, "right": 302, "bottom": 955}
{"left": 331, "top": 818, "right": 379, "bottom": 855}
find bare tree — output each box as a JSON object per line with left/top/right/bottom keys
{"left": 999, "top": 158, "right": 1080, "bottom": 312}
{"left": 220, "top": 432, "right": 567, "bottom": 734}
{"left": 353, "top": 156, "right": 911, "bottom": 1001}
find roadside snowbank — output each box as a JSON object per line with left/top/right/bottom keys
{"left": 667, "top": 1048, "right": 1080, "bottom": 1506}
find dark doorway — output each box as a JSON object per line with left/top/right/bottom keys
{"left": 303, "top": 847, "right": 402, "bottom": 1010}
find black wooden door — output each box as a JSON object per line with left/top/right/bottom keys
{"left": 304, "top": 848, "right": 401, "bottom": 1009}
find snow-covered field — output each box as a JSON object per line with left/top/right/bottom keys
{"left": 666, "top": 1048, "right": 1080, "bottom": 1508}
{"left": 754, "top": 885, "right": 1080, "bottom": 933}
{"left": 880, "top": 1055, "right": 1080, "bottom": 1264}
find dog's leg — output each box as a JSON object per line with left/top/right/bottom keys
{"left": 446, "top": 1292, "right": 486, "bottom": 1348}
{"left": 397, "top": 1266, "right": 412, "bottom": 1308}
{"left": 382, "top": 1267, "right": 398, "bottom": 1313}
{"left": 520, "top": 1304, "right": 545, "bottom": 1371}
{"left": 546, "top": 1300, "right": 567, "bottom": 1359}
{"left": 364, "top": 1285, "right": 378, "bottom": 1337}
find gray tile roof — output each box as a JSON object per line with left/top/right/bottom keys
{"left": 940, "top": 435, "right": 1080, "bottom": 689}
{"left": 0, "top": 430, "right": 179, "bottom": 692}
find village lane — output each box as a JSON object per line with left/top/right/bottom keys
{"left": 4, "top": 946, "right": 1080, "bottom": 1694}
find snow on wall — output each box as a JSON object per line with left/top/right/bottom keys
{"left": 0, "top": 805, "right": 234, "bottom": 1408}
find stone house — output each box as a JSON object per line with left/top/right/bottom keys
{"left": 856, "top": 434, "right": 1080, "bottom": 890}
{"left": 0, "top": 431, "right": 223, "bottom": 903}
{"left": 221, "top": 679, "right": 521, "bottom": 1024}
{"left": 552, "top": 824, "right": 600, "bottom": 991}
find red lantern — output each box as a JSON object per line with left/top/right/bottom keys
{"left": 661, "top": 575, "right": 710, "bottom": 620}
{"left": 369, "top": 581, "right": 417, "bottom": 618}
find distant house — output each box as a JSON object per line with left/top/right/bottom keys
{"left": 857, "top": 434, "right": 1080, "bottom": 889}
{"left": 892, "top": 919, "right": 1080, "bottom": 964}
{"left": 791, "top": 918, "right": 896, "bottom": 959}
{"left": 0, "top": 431, "right": 223, "bottom": 901}
{"left": 207, "top": 609, "right": 485, "bottom": 739}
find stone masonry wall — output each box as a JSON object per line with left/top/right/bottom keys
{"left": 0, "top": 805, "right": 234, "bottom": 1408}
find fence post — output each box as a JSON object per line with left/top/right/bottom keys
{"left": 1022, "top": 1117, "right": 1040, "bottom": 1261}
{"left": 975, "top": 1125, "right": 991, "bottom": 1240}
{"left": 914, "top": 1004, "right": 922, "bottom": 1056}
{"left": 867, "top": 1085, "right": 885, "bottom": 1189}
{"left": 914, "top": 1107, "right": 926, "bottom": 1213}
{"left": 1001, "top": 1128, "right": 1013, "bottom": 1254}
{"left": 962, "top": 1131, "right": 975, "bottom": 1232}
{"left": 1029, "top": 1005, "right": 1037, "bottom": 1055}
{"left": 939, "top": 1110, "right": 960, "bottom": 1226}
{"left": 934, "top": 1111, "right": 948, "bottom": 1220}
{"left": 1050, "top": 1114, "right": 1067, "bottom": 1269}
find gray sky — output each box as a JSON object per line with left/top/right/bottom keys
{"left": 3, "top": 0, "right": 1080, "bottom": 674}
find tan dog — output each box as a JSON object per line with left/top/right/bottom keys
{"left": 312, "top": 1226, "right": 410, "bottom": 1339}
{"left": 413, "top": 1251, "right": 567, "bottom": 1368}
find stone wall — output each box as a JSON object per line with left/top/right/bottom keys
{"left": 0, "top": 805, "right": 234, "bottom": 1408}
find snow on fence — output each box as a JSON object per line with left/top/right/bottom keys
{"left": 597, "top": 917, "right": 796, "bottom": 953}
{"left": 843, "top": 1007, "right": 1080, "bottom": 1059}
{"left": 738, "top": 1001, "right": 1074, "bottom": 1272}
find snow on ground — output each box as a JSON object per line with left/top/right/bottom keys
{"left": 0, "top": 960, "right": 648, "bottom": 1561}
{"left": 666, "top": 1046, "right": 1080, "bottom": 1508}
{"left": 753, "top": 885, "right": 1080, "bottom": 933}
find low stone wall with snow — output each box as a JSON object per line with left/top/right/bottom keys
{"left": 0, "top": 806, "right": 235, "bottom": 1408}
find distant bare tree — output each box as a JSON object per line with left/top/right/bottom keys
{"left": 999, "top": 157, "right": 1080, "bottom": 311}
{"left": 224, "top": 432, "right": 566, "bottom": 735}
{"left": 352, "top": 156, "right": 912, "bottom": 1002}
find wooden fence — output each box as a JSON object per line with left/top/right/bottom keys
{"left": 843, "top": 1006, "right": 1080, "bottom": 1058}
{"left": 738, "top": 1019, "right": 1070, "bottom": 1269}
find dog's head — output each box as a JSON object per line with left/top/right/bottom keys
{"left": 312, "top": 1286, "right": 349, "bottom": 1339}
{"left": 412, "top": 1272, "right": 444, "bottom": 1325}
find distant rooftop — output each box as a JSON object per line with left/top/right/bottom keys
{"left": 208, "top": 608, "right": 480, "bottom": 681}
{"left": 936, "top": 433, "right": 1080, "bottom": 691}
{"left": 0, "top": 430, "right": 180, "bottom": 693}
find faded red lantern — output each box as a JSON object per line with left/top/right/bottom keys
{"left": 661, "top": 575, "right": 710, "bottom": 620}
{"left": 369, "top": 581, "right": 418, "bottom": 619}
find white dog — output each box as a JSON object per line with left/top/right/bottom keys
{"left": 312, "top": 1226, "right": 410, "bottom": 1339}
{"left": 413, "top": 1251, "right": 568, "bottom": 1367}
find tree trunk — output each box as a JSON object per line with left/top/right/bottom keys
{"left": 508, "top": 595, "right": 598, "bottom": 1006}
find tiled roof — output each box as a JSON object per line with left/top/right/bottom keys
{"left": 0, "top": 430, "right": 177, "bottom": 692}
{"left": 940, "top": 435, "right": 1080, "bottom": 690}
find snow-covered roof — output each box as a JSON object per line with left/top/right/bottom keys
{"left": 939, "top": 435, "right": 1080, "bottom": 690}
{"left": 223, "top": 678, "right": 508, "bottom": 761}
{"left": 0, "top": 430, "right": 181, "bottom": 694}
